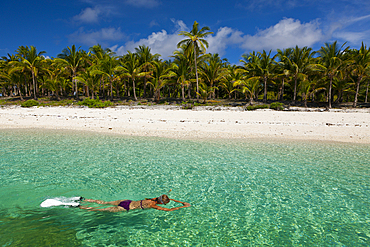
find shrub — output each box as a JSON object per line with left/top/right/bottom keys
{"left": 270, "top": 102, "right": 284, "bottom": 110}
{"left": 246, "top": 104, "right": 269, "bottom": 111}
{"left": 21, "top": 99, "right": 39, "bottom": 107}
{"left": 77, "top": 97, "right": 113, "bottom": 108}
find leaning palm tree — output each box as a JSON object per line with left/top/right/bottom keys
{"left": 178, "top": 21, "right": 213, "bottom": 101}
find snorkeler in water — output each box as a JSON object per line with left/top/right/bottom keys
{"left": 79, "top": 192, "right": 190, "bottom": 212}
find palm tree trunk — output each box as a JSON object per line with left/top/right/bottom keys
{"left": 293, "top": 76, "right": 297, "bottom": 102}
{"left": 193, "top": 43, "right": 199, "bottom": 101}
{"left": 353, "top": 76, "right": 362, "bottom": 107}
{"left": 304, "top": 94, "right": 308, "bottom": 107}
{"left": 56, "top": 89, "right": 61, "bottom": 101}
{"left": 263, "top": 76, "right": 267, "bottom": 103}
{"left": 73, "top": 70, "right": 78, "bottom": 100}
{"left": 110, "top": 77, "right": 113, "bottom": 101}
{"left": 281, "top": 78, "right": 285, "bottom": 101}
{"left": 31, "top": 70, "right": 37, "bottom": 100}
{"left": 188, "top": 84, "right": 191, "bottom": 99}
{"left": 365, "top": 80, "right": 369, "bottom": 103}
{"left": 116, "top": 82, "right": 120, "bottom": 99}
{"left": 328, "top": 76, "right": 333, "bottom": 108}
{"left": 181, "top": 83, "right": 185, "bottom": 101}
{"left": 132, "top": 78, "right": 137, "bottom": 101}
{"left": 99, "top": 78, "right": 102, "bottom": 97}
{"left": 143, "top": 72, "right": 147, "bottom": 98}
{"left": 17, "top": 82, "right": 24, "bottom": 101}
{"left": 86, "top": 84, "right": 90, "bottom": 98}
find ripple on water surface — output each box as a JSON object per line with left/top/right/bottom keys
{"left": 0, "top": 129, "right": 369, "bottom": 246}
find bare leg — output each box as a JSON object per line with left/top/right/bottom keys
{"left": 79, "top": 206, "right": 126, "bottom": 212}
{"left": 83, "top": 199, "right": 123, "bottom": 206}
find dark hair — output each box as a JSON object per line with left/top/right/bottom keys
{"left": 161, "top": 194, "right": 170, "bottom": 204}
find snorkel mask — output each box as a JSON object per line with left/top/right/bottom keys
{"left": 158, "top": 195, "right": 165, "bottom": 204}
{"left": 158, "top": 189, "right": 172, "bottom": 204}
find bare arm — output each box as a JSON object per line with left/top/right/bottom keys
{"left": 151, "top": 199, "right": 191, "bottom": 211}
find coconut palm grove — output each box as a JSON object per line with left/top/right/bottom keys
{"left": 1, "top": 21, "right": 370, "bottom": 109}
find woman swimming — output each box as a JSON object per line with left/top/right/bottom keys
{"left": 79, "top": 194, "right": 190, "bottom": 212}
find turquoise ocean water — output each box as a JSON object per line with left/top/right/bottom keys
{"left": 0, "top": 129, "right": 369, "bottom": 246}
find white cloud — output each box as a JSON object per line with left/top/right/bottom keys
{"left": 111, "top": 20, "right": 243, "bottom": 59}
{"left": 73, "top": 7, "right": 101, "bottom": 23}
{"left": 112, "top": 29, "right": 182, "bottom": 58}
{"left": 334, "top": 31, "right": 369, "bottom": 44}
{"left": 111, "top": 20, "right": 187, "bottom": 58}
{"left": 69, "top": 27, "right": 125, "bottom": 46}
{"left": 125, "top": 0, "right": 160, "bottom": 8}
{"left": 206, "top": 27, "right": 244, "bottom": 56}
{"left": 241, "top": 18, "right": 324, "bottom": 51}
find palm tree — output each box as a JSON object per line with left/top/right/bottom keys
{"left": 220, "top": 65, "right": 245, "bottom": 99}
{"left": 12, "top": 46, "right": 46, "bottom": 100}
{"left": 351, "top": 42, "right": 370, "bottom": 107}
{"left": 172, "top": 52, "right": 191, "bottom": 101}
{"left": 56, "top": 45, "right": 85, "bottom": 99}
{"left": 276, "top": 48, "right": 293, "bottom": 101}
{"left": 89, "top": 44, "right": 113, "bottom": 97}
{"left": 120, "top": 51, "right": 148, "bottom": 101}
{"left": 75, "top": 65, "right": 101, "bottom": 99}
{"left": 233, "top": 77, "right": 261, "bottom": 105}
{"left": 135, "top": 45, "right": 160, "bottom": 98}
{"left": 199, "top": 53, "right": 227, "bottom": 99}
{"left": 241, "top": 50, "right": 277, "bottom": 103}
{"left": 1, "top": 54, "right": 25, "bottom": 100}
{"left": 148, "top": 60, "right": 175, "bottom": 102}
{"left": 314, "top": 41, "right": 349, "bottom": 108}
{"left": 288, "top": 46, "right": 315, "bottom": 103}
{"left": 178, "top": 21, "right": 213, "bottom": 101}
{"left": 197, "top": 82, "right": 217, "bottom": 103}
{"left": 91, "top": 52, "right": 120, "bottom": 100}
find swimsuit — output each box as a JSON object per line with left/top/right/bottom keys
{"left": 118, "top": 200, "right": 132, "bottom": 211}
{"left": 118, "top": 200, "right": 144, "bottom": 211}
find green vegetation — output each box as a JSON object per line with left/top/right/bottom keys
{"left": 270, "top": 102, "right": 284, "bottom": 110}
{"left": 1, "top": 23, "right": 370, "bottom": 109}
{"left": 21, "top": 99, "right": 39, "bottom": 107}
{"left": 76, "top": 97, "right": 113, "bottom": 108}
{"left": 246, "top": 104, "right": 269, "bottom": 111}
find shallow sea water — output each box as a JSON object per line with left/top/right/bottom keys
{"left": 0, "top": 129, "right": 369, "bottom": 246}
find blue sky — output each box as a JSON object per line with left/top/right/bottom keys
{"left": 1, "top": 0, "right": 370, "bottom": 64}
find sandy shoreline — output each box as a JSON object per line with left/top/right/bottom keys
{"left": 0, "top": 105, "right": 369, "bottom": 143}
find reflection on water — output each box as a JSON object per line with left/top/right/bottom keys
{"left": 0, "top": 129, "right": 369, "bottom": 246}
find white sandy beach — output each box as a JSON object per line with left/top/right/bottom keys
{"left": 0, "top": 105, "right": 369, "bottom": 143}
